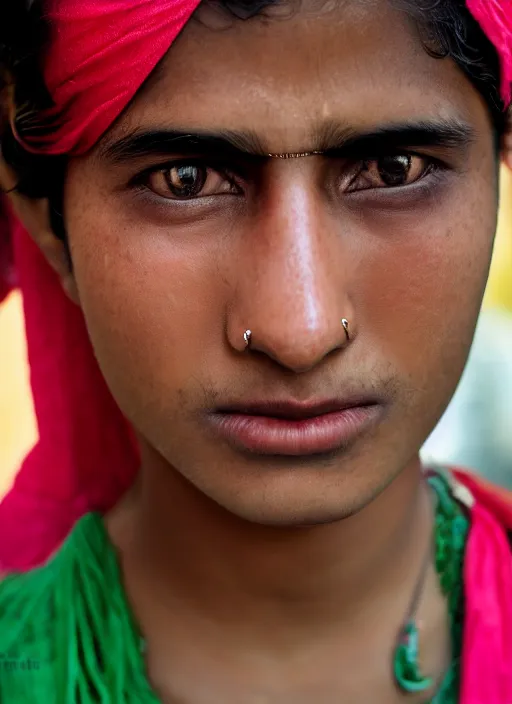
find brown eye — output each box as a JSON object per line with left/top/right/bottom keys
{"left": 145, "top": 163, "right": 239, "bottom": 200}
{"left": 166, "top": 164, "right": 206, "bottom": 197}
{"left": 349, "top": 154, "right": 432, "bottom": 192}
{"left": 375, "top": 155, "right": 412, "bottom": 187}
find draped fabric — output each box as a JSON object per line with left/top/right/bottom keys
{"left": 466, "top": 0, "right": 512, "bottom": 106}
{"left": 451, "top": 470, "right": 512, "bottom": 703}
{"left": 21, "top": 0, "right": 200, "bottom": 155}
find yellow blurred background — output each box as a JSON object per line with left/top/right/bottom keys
{"left": 0, "top": 168, "right": 511, "bottom": 497}
{"left": 0, "top": 289, "right": 36, "bottom": 496}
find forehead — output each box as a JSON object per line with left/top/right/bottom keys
{"left": 109, "top": 0, "right": 490, "bottom": 147}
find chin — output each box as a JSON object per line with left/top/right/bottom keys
{"left": 208, "top": 465, "right": 391, "bottom": 527}
{"left": 233, "top": 505, "right": 361, "bottom": 528}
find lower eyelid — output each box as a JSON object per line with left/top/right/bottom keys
{"left": 132, "top": 185, "right": 242, "bottom": 208}
{"left": 346, "top": 165, "right": 447, "bottom": 200}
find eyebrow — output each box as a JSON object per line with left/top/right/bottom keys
{"left": 100, "top": 119, "right": 475, "bottom": 164}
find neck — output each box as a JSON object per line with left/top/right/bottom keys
{"left": 108, "top": 448, "right": 432, "bottom": 641}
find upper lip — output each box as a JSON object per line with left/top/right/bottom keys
{"left": 215, "top": 397, "right": 380, "bottom": 421}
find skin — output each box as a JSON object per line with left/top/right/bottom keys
{"left": 0, "top": 0, "right": 508, "bottom": 701}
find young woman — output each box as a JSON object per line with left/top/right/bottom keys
{"left": 0, "top": 0, "right": 511, "bottom": 701}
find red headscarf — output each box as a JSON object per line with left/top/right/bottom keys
{"left": 467, "top": 0, "right": 512, "bottom": 107}
{"left": 21, "top": 0, "right": 199, "bottom": 155}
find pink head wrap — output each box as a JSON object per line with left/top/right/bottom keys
{"left": 23, "top": 0, "right": 200, "bottom": 155}
{"left": 467, "top": 0, "right": 512, "bottom": 107}
{"left": 0, "top": 0, "right": 510, "bottom": 569}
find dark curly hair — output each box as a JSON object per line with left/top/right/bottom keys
{"left": 0, "top": 0, "right": 506, "bottom": 237}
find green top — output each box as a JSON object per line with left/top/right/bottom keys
{"left": 0, "top": 472, "right": 467, "bottom": 703}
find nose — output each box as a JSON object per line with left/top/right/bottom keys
{"left": 227, "top": 167, "right": 355, "bottom": 373}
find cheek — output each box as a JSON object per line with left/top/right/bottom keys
{"left": 64, "top": 201, "right": 229, "bottom": 419}
{"left": 359, "top": 190, "right": 496, "bottom": 392}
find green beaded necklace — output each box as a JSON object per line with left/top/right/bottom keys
{"left": 393, "top": 472, "right": 468, "bottom": 703}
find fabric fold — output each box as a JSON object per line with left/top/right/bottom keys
{"left": 0, "top": 219, "right": 138, "bottom": 572}
{"left": 454, "top": 470, "right": 512, "bottom": 703}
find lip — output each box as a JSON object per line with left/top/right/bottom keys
{"left": 209, "top": 398, "right": 382, "bottom": 456}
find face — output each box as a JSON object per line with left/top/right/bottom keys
{"left": 63, "top": 0, "right": 497, "bottom": 525}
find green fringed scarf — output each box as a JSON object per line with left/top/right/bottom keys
{"left": 0, "top": 472, "right": 467, "bottom": 703}
{"left": 0, "top": 513, "right": 158, "bottom": 702}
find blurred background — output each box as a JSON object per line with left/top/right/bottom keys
{"left": 1, "top": 167, "right": 511, "bottom": 498}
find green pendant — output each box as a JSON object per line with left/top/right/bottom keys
{"left": 393, "top": 621, "right": 433, "bottom": 693}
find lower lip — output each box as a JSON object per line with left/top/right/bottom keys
{"left": 211, "top": 406, "right": 381, "bottom": 456}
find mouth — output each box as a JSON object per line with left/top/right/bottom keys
{"left": 209, "top": 397, "right": 383, "bottom": 456}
